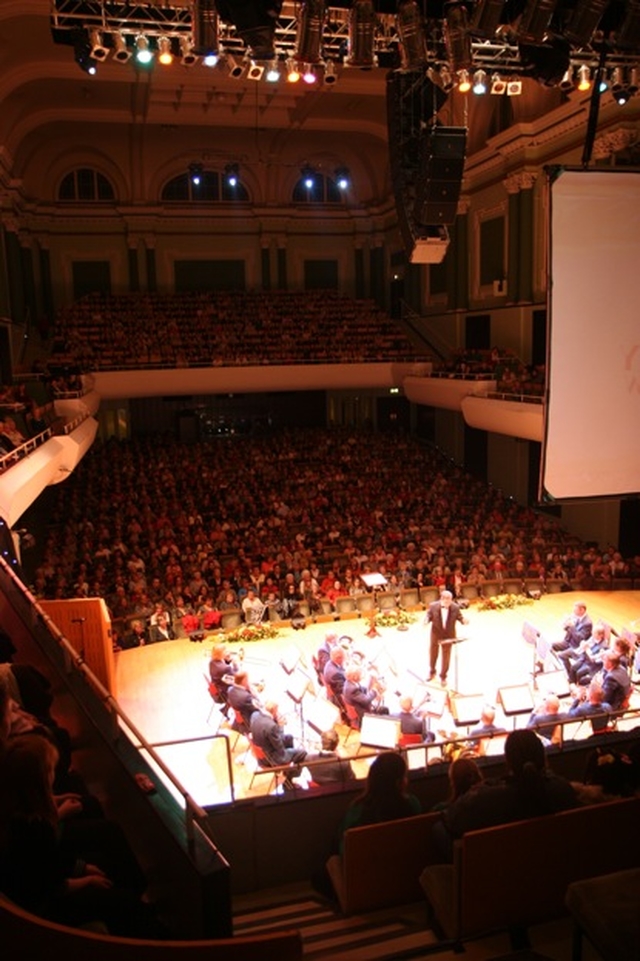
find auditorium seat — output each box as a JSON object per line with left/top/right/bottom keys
{"left": 480, "top": 580, "right": 501, "bottom": 598}
{"left": 335, "top": 596, "right": 357, "bottom": 617}
{"left": 376, "top": 591, "right": 397, "bottom": 611}
{"left": 221, "top": 609, "right": 243, "bottom": 631}
{"left": 419, "top": 586, "right": 439, "bottom": 605}
{"left": 399, "top": 587, "right": 420, "bottom": 609}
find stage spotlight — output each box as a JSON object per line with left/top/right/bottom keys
{"left": 472, "top": 68, "right": 487, "bottom": 94}
{"left": 396, "top": 0, "right": 428, "bottom": 71}
{"left": 193, "top": 0, "right": 219, "bottom": 64}
{"left": 286, "top": 58, "right": 301, "bottom": 82}
{"left": 88, "top": 29, "right": 108, "bottom": 62}
{"left": 179, "top": 36, "right": 198, "bottom": 66}
{"left": 507, "top": 77, "right": 523, "bottom": 96}
{"left": 611, "top": 66, "right": 624, "bottom": 94}
{"left": 266, "top": 58, "right": 281, "bottom": 81}
{"left": 302, "top": 64, "right": 317, "bottom": 84}
{"left": 112, "top": 32, "right": 131, "bottom": 63}
{"left": 135, "top": 35, "right": 154, "bottom": 65}
{"left": 247, "top": 60, "right": 265, "bottom": 80}
{"left": 335, "top": 166, "right": 350, "bottom": 190}
{"left": 559, "top": 67, "right": 574, "bottom": 91}
{"left": 614, "top": 0, "right": 640, "bottom": 52}
{"left": 490, "top": 72, "right": 507, "bottom": 94}
{"left": 598, "top": 73, "right": 609, "bottom": 93}
{"left": 295, "top": 0, "right": 326, "bottom": 65}
{"left": 157, "top": 36, "right": 174, "bottom": 65}
{"left": 516, "top": 0, "right": 561, "bottom": 46}
{"left": 457, "top": 68, "right": 471, "bottom": 92}
{"left": 439, "top": 65, "right": 454, "bottom": 91}
{"left": 347, "top": 0, "right": 377, "bottom": 69}
{"left": 563, "top": 0, "right": 610, "bottom": 47}
{"left": 613, "top": 87, "right": 629, "bottom": 105}
{"left": 301, "top": 165, "right": 316, "bottom": 189}
{"left": 224, "top": 163, "right": 239, "bottom": 187}
{"left": 443, "top": 1, "right": 473, "bottom": 73}
{"left": 577, "top": 64, "right": 591, "bottom": 91}
{"left": 189, "top": 163, "right": 203, "bottom": 186}
{"left": 323, "top": 59, "right": 337, "bottom": 84}
{"left": 226, "top": 53, "right": 245, "bottom": 78}
{"left": 628, "top": 67, "right": 639, "bottom": 96}
{"left": 470, "top": 0, "right": 506, "bottom": 40}
{"left": 74, "top": 38, "right": 97, "bottom": 75}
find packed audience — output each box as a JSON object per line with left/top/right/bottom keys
{"left": 432, "top": 347, "right": 546, "bottom": 398}
{"left": 27, "top": 428, "right": 640, "bottom": 642}
{"left": 0, "top": 380, "right": 59, "bottom": 471}
{"left": 49, "top": 290, "right": 433, "bottom": 371}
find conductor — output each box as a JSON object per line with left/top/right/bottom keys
{"left": 424, "top": 589, "right": 468, "bottom": 686}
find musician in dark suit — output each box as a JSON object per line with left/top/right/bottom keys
{"left": 424, "top": 590, "right": 467, "bottom": 685}
{"left": 249, "top": 701, "right": 307, "bottom": 788}
{"left": 304, "top": 729, "right": 355, "bottom": 785}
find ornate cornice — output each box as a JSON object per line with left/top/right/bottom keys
{"left": 504, "top": 171, "right": 538, "bottom": 194}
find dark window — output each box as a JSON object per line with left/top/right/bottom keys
{"left": 58, "top": 169, "right": 115, "bottom": 201}
{"left": 162, "top": 171, "right": 249, "bottom": 202}
{"left": 480, "top": 216, "right": 505, "bottom": 286}
{"left": 293, "top": 173, "right": 344, "bottom": 204}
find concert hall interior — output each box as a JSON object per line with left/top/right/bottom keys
{"left": 1, "top": 2, "right": 640, "bottom": 959}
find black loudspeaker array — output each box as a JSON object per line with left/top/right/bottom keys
{"left": 386, "top": 70, "right": 462, "bottom": 263}
{"left": 413, "top": 126, "right": 467, "bottom": 227}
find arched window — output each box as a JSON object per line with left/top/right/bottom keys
{"left": 293, "top": 173, "right": 342, "bottom": 204}
{"left": 58, "top": 168, "right": 115, "bottom": 201}
{"left": 161, "top": 171, "right": 249, "bottom": 202}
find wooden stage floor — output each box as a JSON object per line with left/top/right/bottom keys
{"left": 114, "top": 590, "right": 640, "bottom": 808}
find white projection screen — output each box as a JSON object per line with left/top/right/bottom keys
{"left": 543, "top": 168, "right": 640, "bottom": 500}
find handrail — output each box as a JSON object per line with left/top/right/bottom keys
{"left": 399, "top": 300, "right": 448, "bottom": 361}
{"left": 0, "top": 555, "right": 229, "bottom": 856}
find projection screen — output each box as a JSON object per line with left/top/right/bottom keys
{"left": 543, "top": 168, "right": 640, "bottom": 500}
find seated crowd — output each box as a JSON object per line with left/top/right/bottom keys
{"left": 27, "top": 429, "right": 640, "bottom": 643}
{"left": 48, "top": 290, "right": 433, "bottom": 371}
{"left": 0, "top": 380, "right": 59, "bottom": 468}
{"left": 431, "top": 347, "right": 546, "bottom": 398}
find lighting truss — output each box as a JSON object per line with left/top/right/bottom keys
{"left": 50, "top": 1, "right": 640, "bottom": 78}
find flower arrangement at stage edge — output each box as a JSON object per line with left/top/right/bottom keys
{"left": 374, "top": 608, "right": 416, "bottom": 628}
{"left": 477, "top": 593, "right": 535, "bottom": 612}
{"left": 224, "top": 622, "right": 280, "bottom": 643}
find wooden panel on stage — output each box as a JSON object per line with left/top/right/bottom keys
{"left": 40, "top": 597, "right": 115, "bottom": 696}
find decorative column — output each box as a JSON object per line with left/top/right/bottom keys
{"left": 505, "top": 170, "right": 537, "bottom": 304}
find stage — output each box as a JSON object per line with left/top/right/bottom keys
{"left": 114, "top": 590, "right": 640, "bottom": 808}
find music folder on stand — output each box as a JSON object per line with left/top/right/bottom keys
{"left": 440, "top": 636, "right": 469, "bottom": 694}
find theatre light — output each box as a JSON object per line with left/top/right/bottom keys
{"left": 472, "top": 68, "right": 487, "bottom": 94}
{"left": 396, "top": 0, "right": 428, "bottom": 71}
{"left": 507, "top": 77, "right": 523, "bottom": 96}
{"left": 295, "top": 0, "right": 326, "bottom": 65}
{"left": 112, "top": 32, "right": 131, "bottom": 63}
{"left": 490, "top": 72, "right": 507, "bottom": 94}
{"left": 302, "top": 64, "right": 317, "bottom": 84}
{"left": 347, "top": 0, "right": 377, "bottom": 69}
{"left": 88, "top": 29, "right": 108, "bottom": 61}
{"left": 559, "top": 67, "right": 574, "bottom": 91}
{"left": 157, "top": 36, "right": 174, "bottom": 65}
{"left": 469, "top": 0, "right": 506, "bottom": 40}
{"left": 74, "top": 37, "right": 97, "bottom": 75}
{"left": 563, "top": 0, "right": 610, "bottom": 47}
{"left": 266, "top": 58, "right": 281, "bottom": 81}
{"left": 516, "top": 0, "right": 561, "bottom": 45}
{"left": 189, "top": 163, "right": 203, "bottom": 186}
{"left": 193, "top": 0, "right": 219, "bottom": 65}
{"left": 224, "top": 163, "right": 239, "bottom": 187}
{"left": 301, "top": 165, "right": 316, "bottom": 189}
{"left": 323, "top": 59, "right": 337, "bottom": 84}
{"left": 628, "top": 67, "right": 639, "bottom": 96}
{"left": 225, "top": 53, "right": 245, "bottom": 78}
{"left": 286, "top": 58, "right": 301, "bottom": 82}
{"left": 577, "top": 64, "right": 591, "bottom": 91}
{"left": 247, "top": 60, "right": 264, "bottom": 80}
{"left": 444, "top": 1, "right": 473, "bottom": 73}
{"left": 439, "top": 65, "right": 454, "bottom": 91}
{"left": 335, "top": 167, "right": 350, "bottom": 190}
{"left": 457, "top": 68, "right": 471, "bottom": 92}
{"left": 135, "top": 35, "right": 154, "bottom": 65}
{"left": 179, "top": 36, "right": 198, "bottom": 66}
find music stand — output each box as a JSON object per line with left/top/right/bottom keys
{"left": 305, "top": 697, "right": 342, "bottom": 739}
{"left": 413, "top": 681, "right": 447, "bottom": 739}
{"left": 534, "top": 669, "right": 571, "bottom": 700}
{"left": 522, "top": 621, "right": 552, "bottom": 685}
{"left": 361, "top": 572, "right": 388, "bottom": 590}
{"left": 450, "top": 693, "right": 484, "bottom": 729}
{"left": 285, "top": 668, "right": 312, "bottom": 734}
{"left": 359, "top": 713, "right": 402, "bottom": 749}
{"left": 280, "top": 644, "right": 305, "bottom": 675}
{"left": 441, "top": 636, "right": 468, "bottom": 693}
{"left": 498, "top": 684, "right": 535, "bottom": 728}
